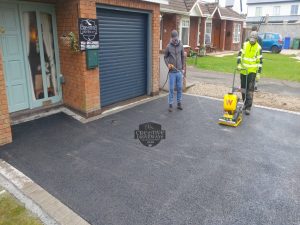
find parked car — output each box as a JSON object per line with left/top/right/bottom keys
{"left": 258, "top": 32, "right": 283, "bottom": 53}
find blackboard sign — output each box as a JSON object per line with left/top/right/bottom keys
{"left": 78, "top": 18, "right": 99, "bottom": 51}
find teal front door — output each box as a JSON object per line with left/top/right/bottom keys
{"left": 0, "top": 2, "right": 62, "bottom": 113}
{"left": 0, "top": 3, "right": 30, "bottom": 112}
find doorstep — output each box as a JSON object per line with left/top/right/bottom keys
{"left": 9, "top": 94, "right": 167, "bottom": 126}
{"left": 10, "top": 103, "right": 63, "bottom": 125}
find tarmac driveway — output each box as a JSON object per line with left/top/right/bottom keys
{"left": 1, "top": 95, "right": 300, "bottom": 225}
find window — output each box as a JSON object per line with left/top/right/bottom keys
{"left": 291, "top": 5, "right": 299, "bottom": 15}
{"left": 180, "top": 18, "right": 190, "bottom": 46}
{"left": 273, "top": 6, "right": 280, "bottom": 16}
{"left": 255, "top": 7, "right": 262, "bottom": 16}
{"left": 265, "top": 33, "right": 275, "bottom": 39}
{"left": 233, "top": 23, "right": 241, "bottom": 43}
{"left": 258, "top": 33, "right": 265, "bottom": 40}
{"left": 205, "top": 21, "right": 212, "bottom": 45}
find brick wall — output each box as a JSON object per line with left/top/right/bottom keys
{"left": 162, "top": 13, "right": 177, "bottom": 50}
{"left": 0, "top": 51, "right": 12, "bottom": 146}
{"left": 56, "top": 0, "right": 101, "bottom": 117}
{"left": 189, "top": 17, "right": 199, "bottom": 50}
{"left": 199, "top": 17, "right": 206, "bottom": 46}
{"left": 57, "top": 0, "right": 160, "bottom": 115}
{"left": 231, "top": 21, "right": 243, "bottom": 51}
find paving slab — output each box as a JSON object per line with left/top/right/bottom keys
{"left": 0, "top": 95, "right": 300, "bottom": 225}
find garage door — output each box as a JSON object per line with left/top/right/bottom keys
{"left": 97, "top": 8, "right": 148, "bottom": 107}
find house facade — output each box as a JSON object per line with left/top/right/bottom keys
{"left": 246, "top": 0, "right": 300, "bottom": 47}
{"left": 160, "top": 0, "right": 245, "bottom": 52}
{"left": 0, "top": 0, "right": 166, "bottom": 146}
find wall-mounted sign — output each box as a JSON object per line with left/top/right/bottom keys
{"left": 78, "top": 18, "right": 99, "bottom": 51}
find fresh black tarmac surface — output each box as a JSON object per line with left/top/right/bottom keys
{"left": 1, "top": 95, "right": 300, "bottom": 225}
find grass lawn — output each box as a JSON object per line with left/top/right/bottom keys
{"left": 0, "top": 187, "right": 42, "bottom": 225}
{"left": 188, "top": 53, "right": 300, "bottom": 82}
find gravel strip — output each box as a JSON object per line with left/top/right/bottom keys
{"left": 187, "top": 82, "right": 300, "bottom": 112}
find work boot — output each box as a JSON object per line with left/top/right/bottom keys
{"left": 168, "top": 104, "right": 173, "bottom": 112}
{"left": 177, "top": 103, "right": 183, "bottom": 110}
{"left": 245, "top": 109, "right": 251, "bottom": 115}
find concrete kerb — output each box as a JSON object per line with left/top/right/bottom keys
{"left": 0, "top": 160, "right": 90, "bottom": 225}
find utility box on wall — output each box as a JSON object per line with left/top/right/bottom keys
{"left": 86, "top": 49, "right": 99, "bottom": 69}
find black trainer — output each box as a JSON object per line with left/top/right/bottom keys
{"left": 177, "top": 103, "right": 183, "bottom": 110}
{"left": 245, "top": 109, "right": 251, "bottom": 115}
{"left": 168, "top": 104, "right": 173, "bottom": 112}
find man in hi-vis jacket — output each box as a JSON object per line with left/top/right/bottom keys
{"left": 237, "top": 31, "right": 263, "bottom": 115}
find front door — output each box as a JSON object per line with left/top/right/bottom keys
{"left": 0, "top": 2, "right": 61, "bottom": 113}
{"left": 20, "top": 4, "right": 61, "bottom": 109}
{"left": 213, "top": 19, "right": 221, "bottom": 49}
{"left": 0, "top": 3, "right": 29, "bottom": 112}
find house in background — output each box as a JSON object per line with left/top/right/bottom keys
{"left": 246, "top": 0, "right": 300, "bottom": 48}
{"left": 160, "top": 0, "right": 245, "bottom": 52}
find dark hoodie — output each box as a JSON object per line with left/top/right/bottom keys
{"left": 164, "top": 39, "right": 185, "bottom": 73}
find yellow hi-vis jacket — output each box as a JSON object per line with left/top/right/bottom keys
{"left": 237, "top": 41, "right": 263, "bottom": 75}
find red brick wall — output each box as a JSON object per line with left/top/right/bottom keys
{"left": 0, "top": 51, "right": 12, "bottom": 146}
{"left": 56, "top": 0, "right": 160, "bottom": 115}
{"left": 56, "top": 0, "right": 100, "bottom": 117}
{"left": 231, "top": 21, "right": 243, "bottom": 51}
{"left": 199, "top": 17, "right": 206, "bottom": 46}
{"left": 189, "top": 17, "right": 199, "bottom": 50}
{"left": 162, "top": 13, "right": 177, "bottom": 50}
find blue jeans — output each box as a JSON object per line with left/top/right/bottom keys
{"left": 168, "top": 71, "right": 183, "bottom": 105}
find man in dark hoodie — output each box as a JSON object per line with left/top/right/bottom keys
{"left": 164, "top": 30, "right": 185, "bottom": 112}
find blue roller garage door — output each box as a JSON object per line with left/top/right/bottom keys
{"left": 97, "top": 7, "right": 148, "bottom": 107}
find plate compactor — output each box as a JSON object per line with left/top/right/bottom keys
{"left": 219, "top": 69, "right": 248, "bottom": 127}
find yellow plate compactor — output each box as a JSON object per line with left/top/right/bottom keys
{"left": 219, "top": 69, "right": 248, "bottom": 127}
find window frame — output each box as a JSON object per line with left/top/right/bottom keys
{"left": 273, "top": 6, "right": 280, "bottom": 16}
{"left": 180, "top": 17, "right": 190, "bottom": 46}
{"left": 291, "top": 5, "right": 299, "bottom": 15}
{"left": 205, "top": 20, "right": 212, "bottom": 45}
{"left": 255, "top": 7, "right": 262, "bottom": 17}
{"left": 233, "top": 23, "right": 241, "bottom": 44}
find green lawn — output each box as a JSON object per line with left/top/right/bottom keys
{"left": 0, "top": 188, "right": 42, "bottom": 225}
{"left": 188, "top": 53, "right": 300, "bottom": 82}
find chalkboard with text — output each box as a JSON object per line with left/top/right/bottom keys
{"left": 78, "top": 18, "right": 99, "bottom": 51}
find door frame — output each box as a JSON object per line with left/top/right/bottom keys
{"left": 18, "top": 2, "right": 62, "bottom": 109}
{"left": 0, "top": 0, "right": 62, "bottom": 111}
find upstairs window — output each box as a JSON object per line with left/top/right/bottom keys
{"left": 291, "top": 5, "right": 299, "bottom": 15}
{"left": 255, "top": 7, "right": 262, "bottom": 16}
{"left": 273, "top": 6, "right": 280, "bottom": 16}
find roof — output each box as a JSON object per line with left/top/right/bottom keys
{"left": 199, "top": 3, "right": 218, "bottom": 15}
{"left": 160, "top": 0, "right": 245, "bottom": 21}
{"left": 218, "top": 6, "right": 245, "bottom": 20}
{"left": 247, "top": 0, "right": 297, "bottom": 4}
{"left": 160, "top": 0, "right": 197, "bottom": 14}
{"left": 184, "top": 0, "right": 198, "bottom": 11}
{"left": 141, "top": 0, "right": 169, "bottom": 4}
